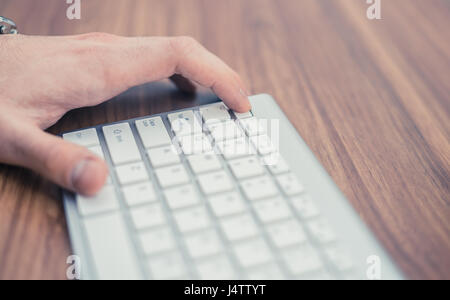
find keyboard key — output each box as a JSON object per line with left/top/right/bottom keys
{"left": 291, "top": 194, "right": 320, "bottom": 219}
{"left": 147, "top": 252, "right": 187, "bottom": 279}
{"left": 139, "top": 227, "right": 176, "bottom": 255}
{"left": 247, "top": 263, "right": 285, "bottom": 280}
{"left": 266, "top": 219, "right": 307, "bottom": 248}
{"left": 239, "top": 117, "right": 266, "bottom": 136}
{"left": 253, "top": 197, "right": 292, "bottom": 223}
{"left": 276, "top": 173, "right": 304, "bottom": 196}
{"left": 282, "top": 245, "right": 323, "bottom": 275}
{"left": 221, "top": 214, "right": 259, "bottom": 241}
{"left": 263, "top": 155, "right": 290, "bottom": 174}
{"left": 250, "top": 134, "right": 276, "bottom": 155}
{"left": 196, "top": 255, "right": 236, "bottom": 280}
{"left": 178, "top": 133, "right": 212, "bottom": 155}
{"left": 324, "top": 246, "right": 353, "bottom": 271}
{"left": 122, "top": 182, "right": 156, "bottom": 207}
{"left": 83, "top": 212, "right": 142, "bottom": 279}
{"left": 199, "top": 102, "right": 231, "bottom": 124}
{"left": 307, "top": 219, "right": 336, "bottom": 244}
{"left": 77, "top": 185, "right": 119, "bottom": 216}
{"left": 103, "top": 123, "right": 141, "bottom": 165}
{"left": 155, "top": 164, "right": 189, "bottom": 188}
{"left": 234, "top": 110, "right": 253, "bottom": 119}
{"left": 209, "top": 192, "right": 246, "bottom": 217}
{"left": 63, "top": 128, "right": 99, "bottom": 147}
{"left": 147, "top": 145, "right": 180, "bottom": 167}
{"left": 241, "top": 176, "right": 279, "bottom": 201}
{"left": 187, "top": 152, "right": 222, "bottom": 174}
{"left": 174, "top": 206, "right": 211, "bottom": 233}
{"left": 233, "top": 238, "right": 273, "bottom": 268}
{"left": 88, "top": 145, "right": 105, "bottom": 160}
{"left": 208, "top": 120, "right": 243, "bottom": 141}
{"left": 164, "top": 184, "right": 200, "bottom": 209}
{"left": 184, "top": 229, "right": 223, "bottom": 259}
{"left": 130, "top": 203, "right": 165, "bottom": 230}
{"left": 168, "top": 110, "right": 201, "bottom": 136}
{"left": 197, "top": 171, "right": 234, "bottom": 195}
{"left": 228, "top": 156, "right": 265, "bottom": 179}
{"left": 135, "top": 117, "right": 171, "bottom": 148}
{"left": 115, "top": 162, "right": 149, "bottom": 185}
{"left": 216, "top": 137, "right": 255, "bottom": 160}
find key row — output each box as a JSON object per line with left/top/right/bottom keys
{"left": 134, "top": 146, "right": 289, "bottom": 180}
{"left": 65, "top": 122, "right": 278, "bottom": 166}
{"left": 140, "top": 234, "right": 321, "bottom": 279}
{"left": 105, "top": 142, "right": 297, "bottom": 192}
{"left": 108, "top": 144, "right": 285, "bottom": 191}
{"left": 76, "top": 167, "right": 309, "bottom": 217}
{"left": 82, "top": 209, "right": 347, "bottom": 280}
{"left": 169, "top": 128, "right": 277, "bottom": 157}
{"left": 64, "top": 117, "right": 278, "bottom": 171}
{"left": 76, "top": 189, "right": 330, "bottom": 255}
{"left": 138, "top": 215, "right": 342, "bottom": 279}
{"left": 129, "top": 197, "right": 329, "bottom": 243}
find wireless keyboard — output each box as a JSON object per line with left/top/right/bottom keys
{"left": 62, "top": 94, "right": 403, "bottom": 280}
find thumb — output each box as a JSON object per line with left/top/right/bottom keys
{"left": 8, "top": 125, "right": 108, "bottom": 196}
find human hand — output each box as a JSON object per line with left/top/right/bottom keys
{"left": 0, "top": 33, "right": 251, "bottom": 196}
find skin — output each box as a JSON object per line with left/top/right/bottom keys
{"left": 0, "top": 33, "right": 251, "bottom": 196}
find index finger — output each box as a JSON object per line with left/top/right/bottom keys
{"left": 114, "top": 35, "right": 251, "bottom": 112}
{"left": 74, "top": 34, "right": 252, "bottom": 112}
{"left": 168, "top": 36, "right": 251, "bottom": 112}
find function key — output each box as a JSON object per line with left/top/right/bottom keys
{"left": 199, "top": 102, "right": 231, "bottom": 124}
{"left": 103, "top": 123, "right": 141, "bottom": 165}
{"left": 234, "top": 110, "right": 253, "bottom": 119}
{"left": 136, "top": 117, "right": 171, "bottom": 148}
{"left": 63, "top": 128, "right": 99, "bottom": 147}
{"left": 168, "top": 110, "right": 202, "bottom": 136}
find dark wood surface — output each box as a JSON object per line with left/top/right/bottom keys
{"left": 0, "top": 0, "right": 449, "bottom": 280}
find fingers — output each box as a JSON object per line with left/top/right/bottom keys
{"left": 169, "top": 37, "right": 251, "bottom": 112}
{"left": 7, "top": 123, "right": 108, "bottom": 196}
{"left": 97, "top": 35, "right": 251, "bottom": 113}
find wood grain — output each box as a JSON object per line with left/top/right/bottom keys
{"left": 0, "top": 0, "right": 449, "bottom": 280}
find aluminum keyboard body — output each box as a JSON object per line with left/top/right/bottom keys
{"left": 62, "top": 94, "right": 403, "bottom": 280}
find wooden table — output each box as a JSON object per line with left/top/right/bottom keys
{"left": 0, "top": 0, "right": 448, "bottom": 280}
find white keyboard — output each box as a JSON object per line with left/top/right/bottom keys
{"left": 62, "top": 94, "right": 403, "bottom": 280}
